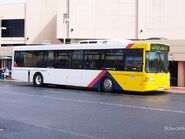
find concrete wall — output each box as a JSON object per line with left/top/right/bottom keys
{"left": 148, "top": 40, "right": 185, "bottom": 61}
{"left": 138, "top": 0, "right": 185, "bottom": 39}
{"left": 0, "top": 4, "right": 26, "bottom": 45}
{"left": 57, "top": 0, "right": 185, "bottom": 40}
{"left": 57, "top": 0, "right": 185, "bottom": 66}
{"left": 57, "top": 0, "right": 68, "bottom": 39}
{"left": 26, "top": 0, "right": 61, "bottom": 44}
{"left": 178, "top": 62, "right": 185, "bottom": 87}
{"left": 57, "top": 0, "right": 137, "bottom": 40}
{"left": 0, "top": 4, "right": 25, "bottom": 19}
{"left": 0, "top": 0, "right": 61, "bottom": 45}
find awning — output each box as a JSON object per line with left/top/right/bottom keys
{"left": 0, "top": 56, "right": 12, "bottom": 60}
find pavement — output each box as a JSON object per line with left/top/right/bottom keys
{"left": 1, "top": 81, "right": 185, "bottom": 139}
{"left": 0, "top": 78, "right": 185, "bottom": 94}
{"left": 165, "top": 86, "right": 185, "bottom": 94}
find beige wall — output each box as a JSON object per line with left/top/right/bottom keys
{"left": 57, "top": 0, "right": 68, "bottom": 39}
{"left": 153, "top": 40, "right": 185, "bottom": 61}
{"left": 178, "top": 62, "right": 185, "bottom": 87}
{"left": 57, "top": 0, "right": 185, "bottom": 40}
{"left": 0, "top": 4, "right": 26, "bottom": 45}
{"left": 57, "top": 0, "right": 137, "bottom": 40}
{"left": 26, "top": 0, "right": 61, "bottom": 44}
{"left": 138, "top": 0, "right": 185, "bottom": 39}
{"left": 0, "top": 47, "right": 12, "bottom": 57}
{"left": 56, "top": 0, "right": 185, "bottom": 62}
{"left": 0, "top": 4, "right": 25, "bottom": 19}
{"left": 0, "top": 1, "right": 61, "bottom": 45}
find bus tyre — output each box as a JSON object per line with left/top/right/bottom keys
{"left": 33, "top": 73, "right": 43, "bottom": 87}
{"left": 101, "top": 77, "right": 114, "bottom": 93}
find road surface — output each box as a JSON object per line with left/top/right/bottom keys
{"left": 0, "top": 81, "right": 185, "bottom": 139}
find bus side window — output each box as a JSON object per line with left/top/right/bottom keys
{"left": 71, "top": 50, "right": 83, "bottom": 69}
{"left": 101, "top": 49, "right": 124, "bottom": 70}
{"left": 124, "top": 49, "right": 143, "bottom": 72}
{"left": 14, "top": 51, "right": 24, "bottom": 67}
{"left": 84, "top": 50, "right": 100, "bottom": 70}
{"left": 47, "top": 51, "right": 54, "bottom": 68}
{"left": 125, "top": 56, "right": 134, "bottom": 70}
{"left": 33, "top": 51, "right": 48, "bottom": 68}
{"left": 54, "top": 50, "right": 71, "bottom": 69}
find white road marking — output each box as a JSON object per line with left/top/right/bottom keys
{"left": 0, "top": 91, "right": 185, "bottom": 114}
{"left": 0, "top": 92, "right": 94, "bottom": 138}
{"left": 32, "top": 124, "right": 95, "bottom": 139}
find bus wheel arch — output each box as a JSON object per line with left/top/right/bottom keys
{"left": 33, "top": 72, "right": 44, "bottom": 87}
{"left": 101, "top": 76, "right": 114, "bottom": 93}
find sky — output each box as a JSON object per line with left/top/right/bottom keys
{"left": 0, "top": 0, "right": 26, "bottom": 4}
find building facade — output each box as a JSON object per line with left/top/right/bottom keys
{"left": 0, "top": 0, "right": 185, "bottom": 87}
{"left": 0, "top": 0, "right": 60, "bottom": 69}
{"left": 57, "top": 0, "right": 185, "bottom": 87}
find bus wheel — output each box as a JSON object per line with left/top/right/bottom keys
{"left": 33, "top": 73, "right": 43, "bottom": 87}
{"left": 101, "top": 77, "right": 114, "bottom": 93}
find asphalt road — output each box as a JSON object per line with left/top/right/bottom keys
{"left": 0, "top": 82, "right": 185, "bottom": 139}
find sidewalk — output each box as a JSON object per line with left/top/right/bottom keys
{"left": 0, "top": 78, "right": 22, "bottom": 82}
{"left": 165, "top": 86, "right": 185, "bottom": 94}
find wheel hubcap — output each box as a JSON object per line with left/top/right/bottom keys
{"left": 36, "top": 76, "right": 42, "bottom": 85}
{"left": 104, "top": 79, "right": 112, "bottom": 90}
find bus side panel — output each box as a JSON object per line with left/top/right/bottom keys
{"left": 109, "top": 71, "right": 170, "bottom": 92}
{"left": 82, "top": 70, "right": 106, "bottom": 89}
{"left": 12, "top": 68, "right": 48, "bottom": 83}
{"left": 12, "top": 68, "right": 30, "bottom": 82}
{"left": 12, "top": 68, "right": 104, "bottom": 88}
{"left": 41, "top": 69, "right": 103, "bottom": 87}
{"left": 84, "top": 70, "right": 123, "bottom": 91}
{"left": 109, "top": 71, "right": 145, "bottom": 92}
{"left": 44, "top": 69, "right": 82, "bottom": 86}
{"left": 143, "top": 73, "right": 170, "bottom": 91}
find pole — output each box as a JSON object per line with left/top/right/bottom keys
{"left": 136, "top": 0, "right": 139, "bottom": 39}
{"left": 0, "top": 16, "right": 3, "bottom": 47}
{"left": 0, "top": 16, "right": 2, "bottom": 69}
{"left": 63, "top": 13, "right": 68, "bottom": 44}
{"left": 63, "top": 16, "right": 66, "bottom": 44}
{"left": 63, "top": 0, "right": 70, "bottom": 44}
{"left": 67, "top": 0, "right": 70, "bottom": 38}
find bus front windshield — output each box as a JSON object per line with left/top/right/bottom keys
{"left": 146, "top": 51, "right": 169, "bottom": 73}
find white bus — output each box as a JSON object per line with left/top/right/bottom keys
{"left": 12, "top": 40, "right": 170, "bottom": 92}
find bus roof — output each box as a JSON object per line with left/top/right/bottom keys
{"left": 13, "top": 40, "right": 169, "bottom": 51}
{"left": 13, "top": 40, "right": 134, "bottom": 51}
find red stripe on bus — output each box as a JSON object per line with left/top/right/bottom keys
{"left": 87, "top": 70, "right": 107, "bottom": 88}
{"left": 126, "top": 43, "right": 134, "bottom": 48}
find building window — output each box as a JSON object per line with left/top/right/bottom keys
{"left": 1, "top": 19, "right": 25, "bottom": 37}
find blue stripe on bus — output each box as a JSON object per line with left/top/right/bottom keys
{"left": 92, "top": 71, "right": 123, "bottom": 92}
